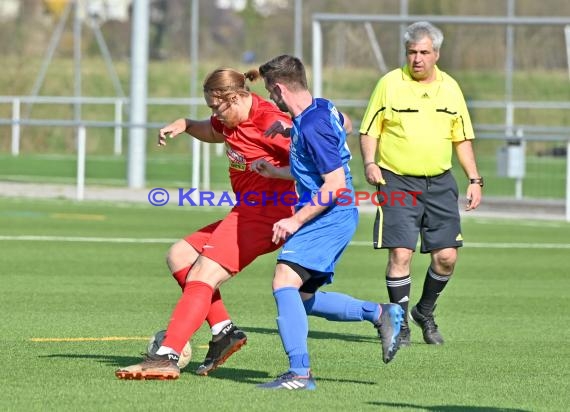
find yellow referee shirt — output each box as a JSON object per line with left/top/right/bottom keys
{"left": 359, "top": 65, "right": 475, "bottom": 177}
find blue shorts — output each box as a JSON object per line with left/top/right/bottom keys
{"left": 277, "top": 208, "right": 358, "bottom": 285}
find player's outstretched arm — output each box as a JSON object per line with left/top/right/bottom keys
{"left": 158, "top": 118, "right": 186, "bottom": 146}
{"left": 158, "top": 118, "right": 224, "bottom": 146}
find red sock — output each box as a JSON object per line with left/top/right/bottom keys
{"left": 162, "top": 281, "right": 213, "bottom": 353}
{"left": 172, "top": 266, "right": 191, "bottom": 289}
{"left": 206, "top": 289, "right": 231, "bottom": 327}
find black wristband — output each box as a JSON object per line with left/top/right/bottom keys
{"left": 469, "top": 177, "right": 484, "bottom": 187}
{"left": 184, "top": 118, "right": 192, "bottom": 132}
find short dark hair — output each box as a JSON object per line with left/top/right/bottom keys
{"left": 258, "top": 55, "right": 308, "bottom": 91}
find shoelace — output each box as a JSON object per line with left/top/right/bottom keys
{"left": 277, "top": 372, "right": 299, "bottom": 381}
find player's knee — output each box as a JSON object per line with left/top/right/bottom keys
{"left": 272, "top": 261, "right": 306, "bottom": 290}
{"left": 432, "top": 248, "right": 457, "bottom": 274}
{"left": 166, "top": 240, "right": 197, "bottom": 272}
{"left": 301, "top": 294, "right": 315, "bottom": 315}
{"left": 165, "top": 244, "right": 182, "bottom": 272}
{"left": 165, "top": 250, "right": 175, "bottom": 272}
{"left": 389, "top": 248, "right": 413, "bottom": 269}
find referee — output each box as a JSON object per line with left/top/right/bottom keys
{"left": 359, "top": 21, "right": 483, "bottom": 346}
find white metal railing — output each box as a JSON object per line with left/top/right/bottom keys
{"left": 1, "top": 95, "right": 569, "bottom": 221}
{"left": 0, "top": 95, "right": 207, "bottom": 204}
{"left": 3, "top": 96, "right": 570, "bottom": 156}
{"left": 0, "top": 96, "right": 204, "bottom": 156}
{"left": 76, "top": 125, "right": 86, "bottom": 201}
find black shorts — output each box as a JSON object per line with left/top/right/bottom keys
{"left": 373, "top": 168, "right": 463, "bottom": 253}
{"left": 277, "top": 260, "right": 331, "bottom": 294}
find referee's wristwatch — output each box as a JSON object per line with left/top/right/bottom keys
{"left": 469, "top": 177, "right": 484, "bottom": 187}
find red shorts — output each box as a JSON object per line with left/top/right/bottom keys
{"left": 184, "top": 207, "right": 290, "bottom": 275}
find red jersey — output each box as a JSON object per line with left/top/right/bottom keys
{"left": 210, "top": 93, "right": 295, "bottom": 217}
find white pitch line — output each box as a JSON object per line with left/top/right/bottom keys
{"left": 351, "top": 240, "right": 570, "bottom": 249}
{"left": 0, "top": 235, "right": 569, "bottom": 249}
{"left": 30, "top": 336, "right": 150, "bottom": 342}
{"left": 29, "top": 336, "right": 209, "bottom": 350}
{"left": 0, "top": 235, "right": 176, "bottom": 243}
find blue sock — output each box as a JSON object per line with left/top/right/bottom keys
{"left": 274, "top": 287, "right": 310, "bottom": 376}
{"left": 303, "top": 291, "right": 380, "bottom": 323}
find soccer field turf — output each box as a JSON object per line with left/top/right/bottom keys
{"left": 1, "top": 197, "right": 569, "bottom": 411}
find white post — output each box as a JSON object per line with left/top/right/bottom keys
{"left": 76, "top": 126, "right": 86, "bottom": 201}
{"left": 202, "top": 140, "right": 210, "bottom": 191}
{"left": 514, "top": 132, "right": 525, "bottom": 200}
{"left": 505, "top": 101, "right": 515, "bottom": 138}
{"left": 114, "top": 99, "right": 123, "bottom": 155}
{"left": 514, "top": 171, "right": 523, "bottom": 199}
{"left": 564, "top": 25, "right": 570, "bottom": 78}
{"left": 73, "top": 0, "right": 82, "bottom": 124}
{"left": 564, "top": 25, "right": 570, "bottom": 222}
{"left": 190, "top": 0, "right": 201, "bottom": 195}
{"left": 127, "top": 0, "right": 149, "bottom": 188}
{"left": 11, "top": 98, "right": 20, "bottom": 156}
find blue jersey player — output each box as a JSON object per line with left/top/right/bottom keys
{"left": 251, "top": 55, "right": 405, "bottom": 390}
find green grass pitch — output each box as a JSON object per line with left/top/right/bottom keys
{"left": 0, "top": 197, "right": 569, "bottom": 411}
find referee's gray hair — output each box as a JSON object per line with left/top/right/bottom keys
{"left": 404, "top": 21, "right": 444, "bottom": 52}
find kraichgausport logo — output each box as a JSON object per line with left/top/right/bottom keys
{"left": 147, "top": 188, "right": 422, "bottom": 207}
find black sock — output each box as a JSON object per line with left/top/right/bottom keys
{"left": 386, "top": 274, "right": 411, "bottom": 325}
{"left": 417, "top": 267, "right": 450, "bottom": 314}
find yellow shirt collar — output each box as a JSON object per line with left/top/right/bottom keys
{"left": 401, "top": 64, "right": 443, "bottom": 82}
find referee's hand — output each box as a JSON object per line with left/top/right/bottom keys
{"left": 465, "top": 186, "right": 482, "bottom": 211}
{"left": 364, "top": 163, "right": 385, "bottom": 186}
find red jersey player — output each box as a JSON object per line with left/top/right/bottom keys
{"left": 115, "top": 68, "right": 295, "bottom": 380}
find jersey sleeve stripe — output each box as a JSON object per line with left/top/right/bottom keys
{"left": 362, "top": 107, "right": 386, "bottom": 135}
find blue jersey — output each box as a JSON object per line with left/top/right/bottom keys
{"left": 290, "top": 98, "right": 355, "bottom": 212}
